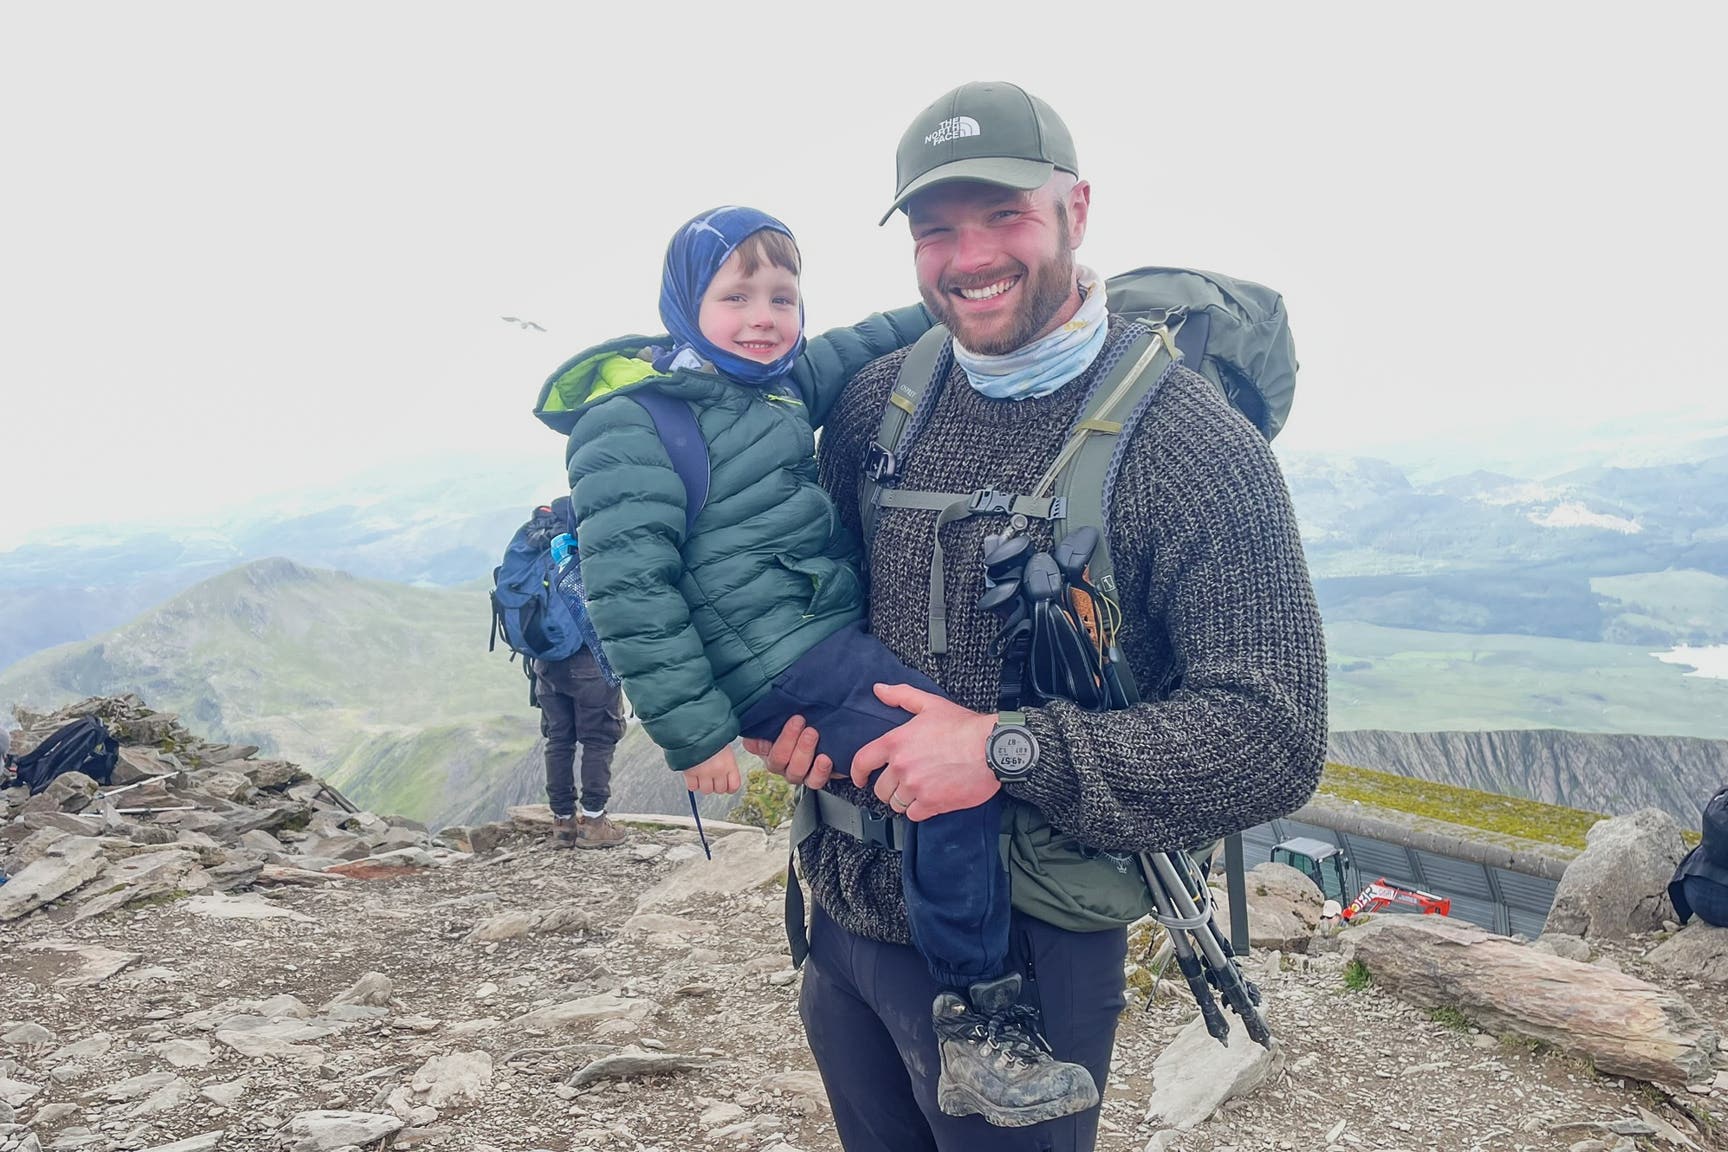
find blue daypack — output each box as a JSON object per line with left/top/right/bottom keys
{"left": 490, "top": 499, "right": 584, "bottom": 663}
{"left": 491, "top": 392, "right": 711, "bottom": 663}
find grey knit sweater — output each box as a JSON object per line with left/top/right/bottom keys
{"left": 807, "top": 317, "right": 1328, "bottom": 946}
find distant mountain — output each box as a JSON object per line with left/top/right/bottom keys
{"left": 9, "top": 444, "right": 1728, "bottom": 673}
{"left": 1284, "top": 448, "right": 1728, "bottom": 645}
{"left": 0, "top": 558, "right": 546, "bottom": 826}
{"left": 0, "top": 557, "right": 754, "bottom": 830}
{"left": 0, "top": 454, "right": 558, "bottom": 669}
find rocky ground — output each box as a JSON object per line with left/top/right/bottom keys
{"left": 3, "top": 698, "right": 1726, "bottom": 1152}
{"left": 4, "top": 823, "right": 1724, "bottom": 1152}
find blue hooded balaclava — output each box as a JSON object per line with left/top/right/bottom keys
{"left": 657, "top": 205, "right": 805, "bottom": 386}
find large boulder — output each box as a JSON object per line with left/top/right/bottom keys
{"left": 1207, "top": 862, "right": 1324, "bottom": 953}
{"left": 1545, "top": 808, "right": 1684, "bottom": 939}
{"left": 1646, "top": 922, "right": 1728, "bottom": 984}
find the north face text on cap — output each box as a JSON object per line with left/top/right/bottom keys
{"left": 925, "top": 116, "right": 981, "bottom": 145}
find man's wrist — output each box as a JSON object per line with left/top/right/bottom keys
{"left": 986, "top": 710, "right": 1039, "bottom": 783}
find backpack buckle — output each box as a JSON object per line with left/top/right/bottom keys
{"left": 865, "top": 443, "right": 898, "bottom": 483}
{"left": 859, "top": 810, "right": 902, "bottom": 850}
{"left": 968, "top": 489, "right": 1017, "bottom": 515}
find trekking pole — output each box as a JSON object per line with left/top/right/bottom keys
{"left": 1142, "top": 849, "right": 1273, "bottom": 1048}
{"left": 1139, "top": 850, "right": 1231, "bottom": 1041}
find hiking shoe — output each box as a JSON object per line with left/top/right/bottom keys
{"left": 550, "top": 814, "right": 578, "bottom": 850}
{"left": 574, "top": 813, "right": 628, "bottom": 849}
{"left": 933, "top": 973, "right": 1100, "bottom": 1128}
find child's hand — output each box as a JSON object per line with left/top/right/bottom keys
{"left": 683, "top": 746, "right": 741, "bottom": 795}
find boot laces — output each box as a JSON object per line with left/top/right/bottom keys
{"left": 946, "top": 1001, "right": 1053, "bottom": 1066}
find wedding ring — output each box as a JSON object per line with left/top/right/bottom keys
{"left": 888, "top": 791, "right": 911, "bottom": 812}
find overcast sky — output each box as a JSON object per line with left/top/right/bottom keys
{"left": 3, "top": 3, "right": 1724, "bottom": 550}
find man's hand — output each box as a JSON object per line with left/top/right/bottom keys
{"left": 740, "top": 715, "right": 834, "bottom": 789}
{"left": 850, "top": 683, "right": 998, "bottom": 822}
{"left": 683, "top": 745, "right": 742, "bottom": 795}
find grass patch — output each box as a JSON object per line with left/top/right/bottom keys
{"left": 1429, "top": 1006, "right": 1470, "bottom": 1031}
{"left": 729, "top": 769, "right": 796, "bottom": 831}
{"left": 1319, "top": 761, "right": 1609, "bottom": 850}
{"left": 1499, "top": 1033, "right": 1554, "bottom": 1058}
{"left": 1343, "top": 959, "right": 1372, "bottom": 991}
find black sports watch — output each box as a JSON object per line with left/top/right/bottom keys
{"left": 986, "top": 711, "right": 1039, "bottom": 783}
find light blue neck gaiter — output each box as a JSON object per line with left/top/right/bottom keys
{"left": 952, "top": 266, "right": 1109, "bottom": 400}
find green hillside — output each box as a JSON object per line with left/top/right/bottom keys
{"left": 8, "top": 557, "right": 1726, "bottom": 831}
{"left": 1327, "top": 621, "right": 1728, "bottom": 739}
{"left": 0, "top": 558, "right": 543, "bottom": 821}
{"left": 1318, "top": 761, "right": 1602, "bottom": 850}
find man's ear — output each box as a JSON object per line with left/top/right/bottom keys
{"left": 1066, "top": 180, "right": 1091, "bottom": 249}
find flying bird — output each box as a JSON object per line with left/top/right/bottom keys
{"left": 501, "top": 316, "right": 546, "bottom": 331}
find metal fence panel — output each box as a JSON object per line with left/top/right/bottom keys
{"left": 1338, "top": 835, "right": 1420, "bottom": 888}
{"left": 1413, "top": 851, "right": 1498, "bottom": 902}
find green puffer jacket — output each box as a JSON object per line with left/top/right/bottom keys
{"left": 533, "top": 307, "right": 932, "bottom": 770}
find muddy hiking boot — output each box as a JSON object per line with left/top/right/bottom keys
{"left": 550, "top": 814, "right": 578, "bottom": 849}
{"left": 574, "top": 813, "right": 628, "bottom": 849}
{"left": 933, "top": 973, "right": 1100, "bottom": 1128}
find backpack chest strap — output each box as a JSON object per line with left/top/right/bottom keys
{"left": 875, "top": 488, "right": 1065, "bottom": 654}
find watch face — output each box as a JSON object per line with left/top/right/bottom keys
{"left": 990, "top": 728, "right": 1037, "bottom": 777}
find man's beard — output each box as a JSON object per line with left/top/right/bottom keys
{"left": 922, "top": 240, "right": 1077, "bottom": 356}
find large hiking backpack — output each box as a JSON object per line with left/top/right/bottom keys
{"left": 849, "top": 265, "right": 1298, "bottom": 933}
{"left": 12, "top": 716, "right": 119, "bottom": 794}
{"left": 493, "top": 391, "right": 713, "bottom": 664}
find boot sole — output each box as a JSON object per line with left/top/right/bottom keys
{"left": 936, "top": 1072, "right": 1100, "bottom": 1128}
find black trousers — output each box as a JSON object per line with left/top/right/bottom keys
{"left": 534, "top": 647, "right": 625, "bottom": 816}
{"left": 800, "top": 904, "right": 1127, "bottom": 1152}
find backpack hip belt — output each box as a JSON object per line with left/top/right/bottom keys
{"left": 793, "top": 785, "right": 910, "bottom": 852}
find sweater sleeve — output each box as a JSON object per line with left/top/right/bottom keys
{"left": 1010, "top": 386, "right": 1328, "bottom": 853}
{"left": 790, "top": 304, "right": 933, "bottom": 429}
{"left": 566, "top": 397, "right": 738, "bottom": 771}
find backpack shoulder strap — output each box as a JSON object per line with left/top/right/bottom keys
{"left": 629, "top": 392, "right": 710, "bottom": 537}
{"left": 1039, "top": 319, "right": 1194, "bottom": 705}
{"left": 860, "top": 325, "right": 952, "bottom": 551}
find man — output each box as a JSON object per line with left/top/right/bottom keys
{"left": 534, "top": 499, "right": 629, "bottom": 849}
{"left": 745, "top": 81, "right": 1327, "bottom": 1150}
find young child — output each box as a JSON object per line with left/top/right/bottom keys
{"left": 532, "top": 205, "right": 1099, "bottom": 1128}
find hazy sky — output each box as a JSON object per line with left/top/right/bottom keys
{"left": 4, "top": 3, "right": 1724, "bottom": 549}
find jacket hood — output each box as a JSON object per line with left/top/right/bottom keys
{"left": 532, "top": 335, "right": 676, "bottom": 436}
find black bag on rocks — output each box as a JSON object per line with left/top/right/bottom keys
{"left": 10, "top": 716, "right": 119, "bottom": 794}
{"left": 1669, "top": 784, "right": 1728, "bottom": 928}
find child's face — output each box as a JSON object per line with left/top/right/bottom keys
{"left": 698, "top": 249, "right": 801, "bottom": 365}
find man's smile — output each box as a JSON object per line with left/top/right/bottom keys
{"left": 954, "top": 276, "right": 1019, "bottom": 301}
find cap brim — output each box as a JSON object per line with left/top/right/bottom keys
{"left": 877, "top": 157, "right": 1056, "bottom": 226}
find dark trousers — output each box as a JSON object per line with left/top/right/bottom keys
{"left": 534, "top": 647, "right": 625, "bottom": 816}
{"left": 739, "top": 622, "right": 1009, "bottom": 989}
{"left": 802, "top": 904, "right": 1127, "bottom": 1152}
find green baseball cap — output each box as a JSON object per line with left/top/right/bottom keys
{"left": 880, "top": 81, "right": 1078, "bottom": 226}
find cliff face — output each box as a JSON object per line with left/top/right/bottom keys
{"left": 1327, "top": 729, "right": 1728, "bottom": 827}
